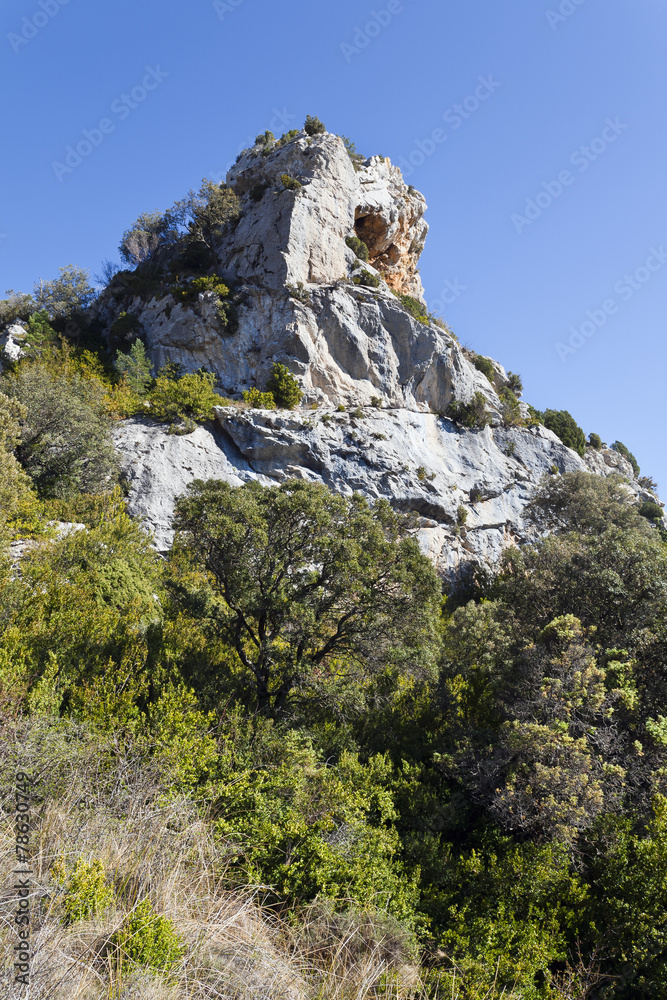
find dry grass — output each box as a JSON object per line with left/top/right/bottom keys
{"left": 0, "top": 719, "right": 431, "bottom": 999}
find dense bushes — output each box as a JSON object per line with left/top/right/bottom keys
{"left": 304, "top": 115, "right": 326, "bottom": 136}
{"left": 3, "top": 365, "right": 118, "bottom": 499}
{"left": 346, "top": 235, "right": 370, "bottom": 261}
{"left": 612, "top": 439, "right": 640, "bottom": 476}
{"left": 447, "top": 391, "right": 492, "bottom": 430}
{"left": 541, "top": 408, "right": 587, "bottom": 457}
{"left": 266, "top": 361, "right": 303, "bottom": 409}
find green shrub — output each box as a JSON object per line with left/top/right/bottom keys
{"left": 266, "top": 363, "right": 303, "bottom": 409}
{"left": 639, "top": 500, "right": 664, "bottom": 525}
{"left": 276, "top": 128, "right": 300, "bottom": 147}
{"left": 110, "top": 898, "right": 183, "bottom": 973}
{"left": 506, "top": 371, "right": 523, "bottom": 396}
{"left": 639, "top": 475, "right": 659, "bottom": 493}
{"left": 281, "top": 173, "right": 302, "bottom": 192}
{"left": 114, "top": 339, "right": 153, "bottom": 396}
{"left": 304, "top": 115, "right": 326, "bottom": 136}
{"left": 340, "top": 135, "right": 366, "bottom": 170}
{"left": 542, "top": 409, "right": 586, "bottom": 458}
{"left": 393, "top": 293, "right": 429, "bottom": 324}
{"left": 4, "top": 365, "right": 118, "bottom": 499}
{"left": 255, "top": 130, "right": 274, "bottom": 147}
{"left": 370, "top": 396, "right": 383, "bottom": 408}
{"left": 51, "top": 856, "right": 114, "bottom": 924}
{"left": 22, "top": 309, "right": 59, "bottom": 357}
{"left": 346, "top": 235, "right": 370, "bottom": 261}
{"left": 457, "top": 505, "right": 468, "bottom": 526}
{"left": 0, "top": 290, "right": 36, "bottom": 327}
{"left": 242, "top": 387, "right": 276, "bottom": 409}
{"left": 148, "top": 371, "right": 222, "bottom": 423}
{"left": 353, "top": 270, "right": 380, "bottom": 288}
{"left": 472, "top": 355, "right": 496, "bottom": 383}
{"left": 286, "top": 282, "right": 311, "bottom": 304}
{"left": 612, "top": 440, "right": 640, "bottom": 477}
{"left": 499, "top": 388, "right": 522, "bottom": 427}
{"left": 447, "top": 392, "right": 492, "bottom": 430}
{"left": 33, "top": 265, "right": 96, "bottom": 322}
{"left": 588, "top": 432, "right": 603, "bottom": 450}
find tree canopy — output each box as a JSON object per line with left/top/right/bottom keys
{"left": 173, "top": 478, "right": 442, "bottom": 713}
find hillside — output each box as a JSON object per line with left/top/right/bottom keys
{"left": 1, "top": 119, "right": 667, "bottom": 999}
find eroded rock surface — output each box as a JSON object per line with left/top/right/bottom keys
{"left": 100, "top": 127, "right": 662, "bottom": 580}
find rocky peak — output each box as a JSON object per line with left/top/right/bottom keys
{"left": 102, "top": 125, "right": 662, "bottom": 582}
{"left": 224, "top": 132, "right": 427, "bottom": 300}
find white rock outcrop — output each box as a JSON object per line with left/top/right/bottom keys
{"left": 102, "top": 129, "right": 662, "bottom": 580}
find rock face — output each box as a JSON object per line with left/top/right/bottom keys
{"left": 103, "top": 128, "right": 663, "bottom": 580}
{"left": 0, "top": 323, "right": 27, "bottom": 369}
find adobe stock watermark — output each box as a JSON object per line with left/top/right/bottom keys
{"left": 8, "top": 0, "right": 71, "bottom": 54}
{"left": 12, "top": 771, "right": 38, "bottom": 988}
{"left": 556, "top": 245, "right": 667, "bottom": 362}
{"left": 340, "top": 0, "right": 412, "bottom": 62}
{"left": 51, "top": 66, "right": 168, "bottom": 182}
{"left": 429, "top": 277, "right": 468, "bottom": 316}
{"left": 213, "top": 0, "right": 247, "bottom": 21}
{"left": 546, "top": 0, "right": 588, "bottom": 31}
{"left": 396, "top": 76, "right": 501, "bottom": 179}
{"left": 511, "top": 117, "right": 628, "bottom": 234}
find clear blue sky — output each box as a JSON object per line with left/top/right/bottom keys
{"left": 2, "top": 0, "right": 666, "bottom": 489}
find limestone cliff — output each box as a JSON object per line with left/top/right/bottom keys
{"left": 100, "top": 128, "right": 660, "bottom": 581}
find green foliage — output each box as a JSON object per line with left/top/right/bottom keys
{"left": 3, "top": 364, "right": 118, "bottom": 499}
{"left": 499, "top": 388, "right": 522, "bottom": 427}
{"left": 0, "top": 290, "right": 36, "bottom": 326}
{"left": 340, "top": 135, "right": 366, "bottom": 169}
{"left": 173, "top": 479, "right": 441, "bottom": 714}
{"left": 110, "top": 898, "right": 183, "bottom": 972}
{"left": 51, "top": 856, "right": 114, "bottom": 924}
{"left": 612, "top": 439, "right": 640, "bottom": 477}
{"left": 506, "top": 371, "right": 523, "bottom": 396}
{"left": 266, "top": 362, "right": 303, "bottom": 409}
{"left": 639, "top": 499, "right": 664, "bottom": 526}
{"left": 114, "top": 339, "right": 153, "bottom": 395}
{"left": 242, "top": 387, "right": 276, "bottom": 409}
{"left": 395, "top": 293, "right": 429, "bottom": 324}
{"left": 346, "top": 235, "right": 370, "bottom": 261}
{"left": 588, "top": 432, "right": 602, "bottom": 450}
{"left": 447, "top": 392, "right": 492, "bottom": 430}
{"left": 0, "top": 392, "right": 44, "bottom": 540}
{"left": 148, "top": 371, "right": 221, "bottom": 423}
{"left": 352, "top": 269, "right": 381, "bottom": 288}
{"left": 472, "top": 354, "right": 496, "bottom": 383}
{"left": 255, "top": 129, "right": 275, "bottom": 147}
{"left": 119, "top": 210, "right": 177, "bottom": 267}
{"left": 281, "top": 173, "right": 302, "bottom": 191}
{"left": 541, "top": 409, "right": 587, "bottom": 457}
{"left": 456, "top": 505, "right": 468, "bottom": 526}
{"left": 304, "top": 115, "right": 326, "bottom": 136}
{"left": 22, "top": 309, "right": 59, "bottom": 357}
{"left": 286, "top": 281, "right": 311, "bottom": 304}
{"left": 215, "top": 725, "right": 419, "bottom": 922}
{"left": 33, "top": 265, "right": 96, "bottom": 321}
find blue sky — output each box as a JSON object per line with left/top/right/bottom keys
{"left": 2, "top": 0, "right": 666, "bottom": 489}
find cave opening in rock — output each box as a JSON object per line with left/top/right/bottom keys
{"left": 354, "top": 211, "right": 388, "bottom": 260}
